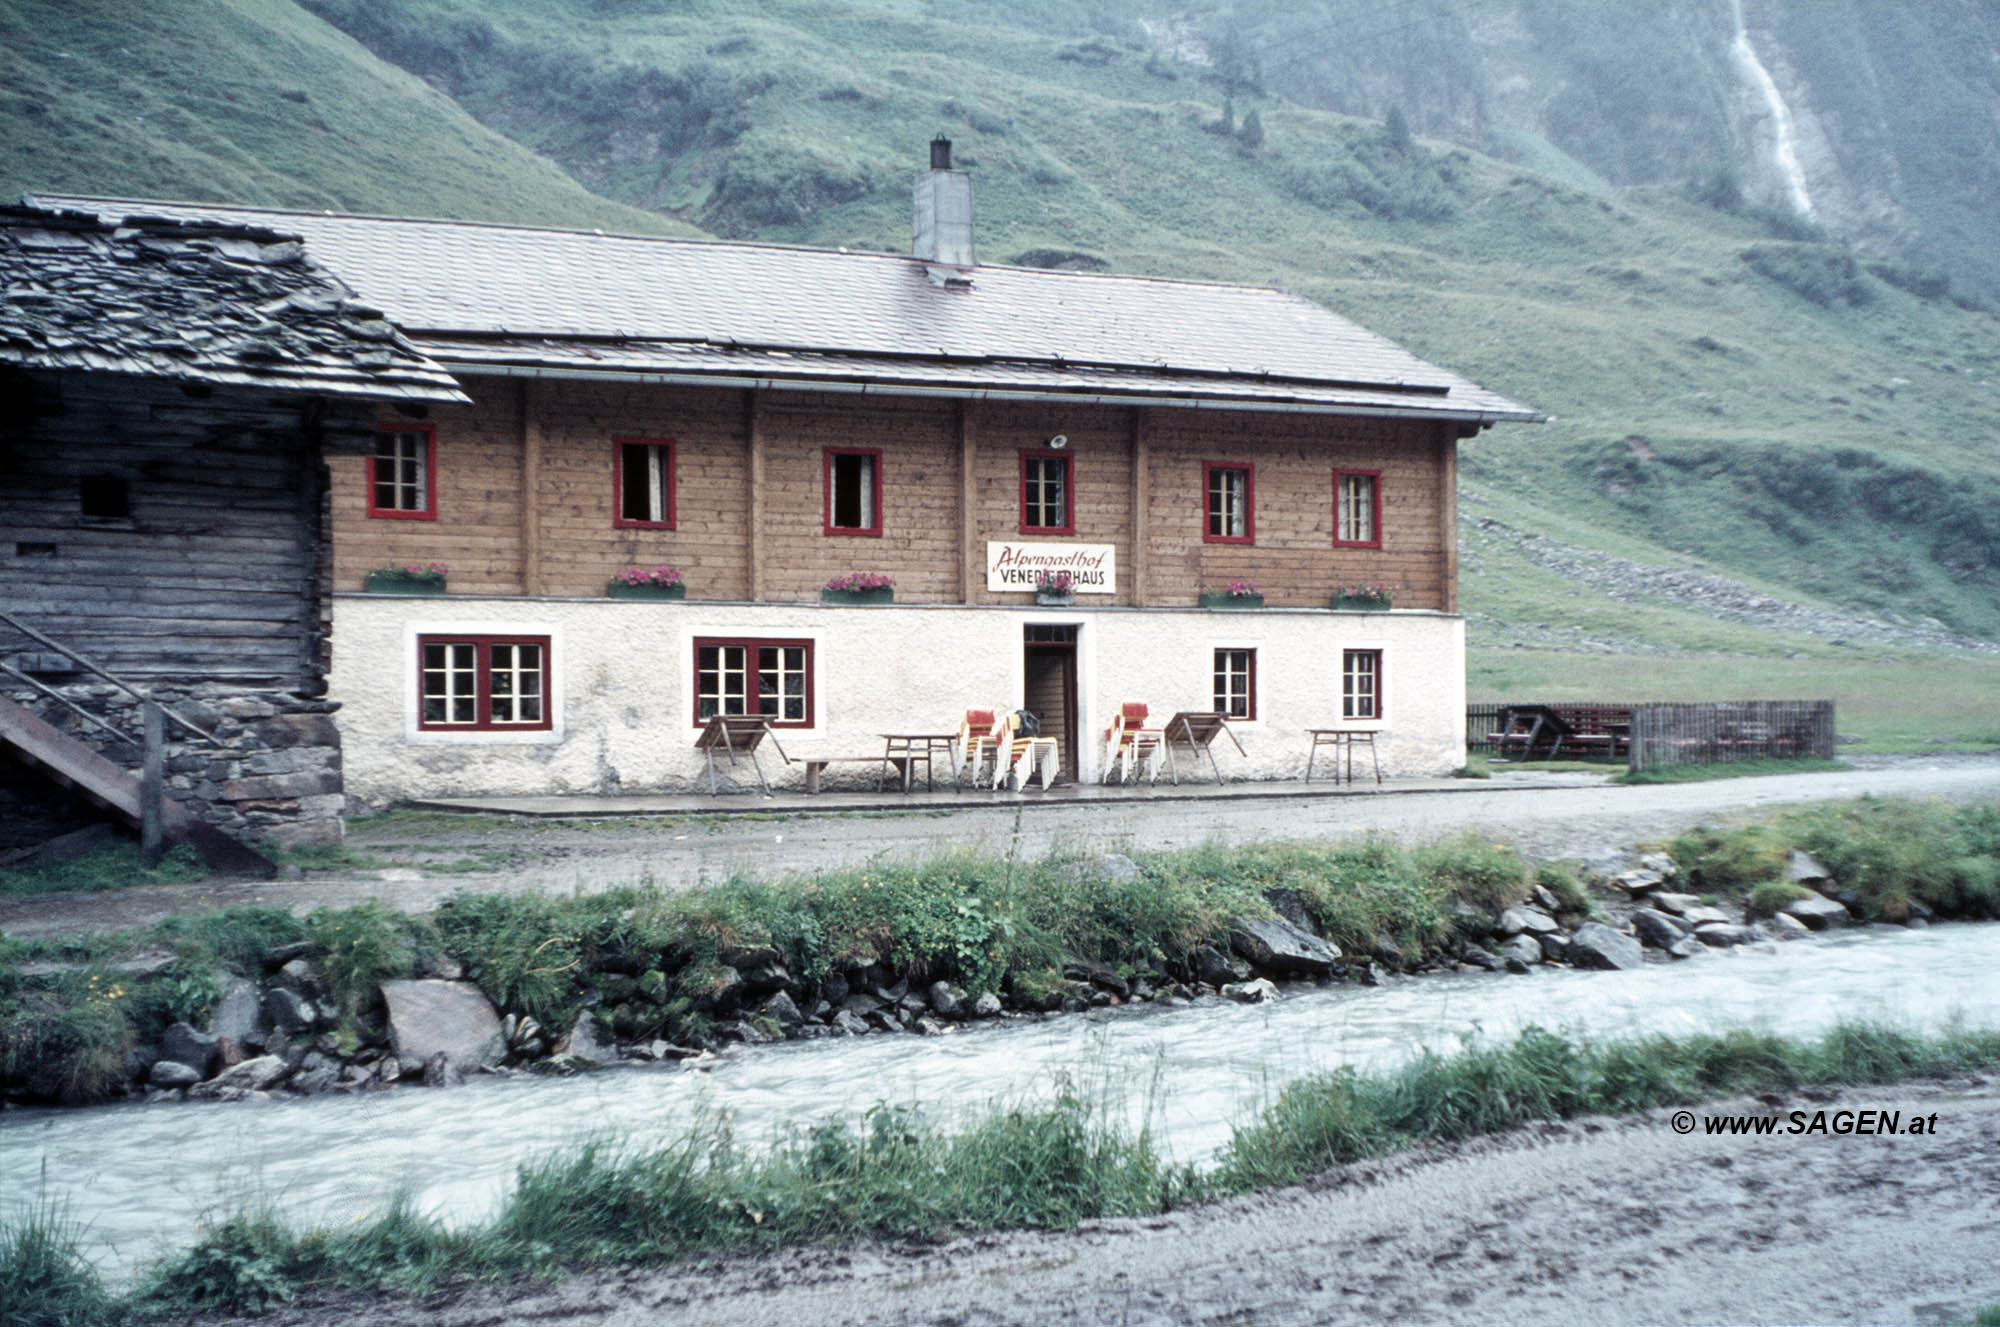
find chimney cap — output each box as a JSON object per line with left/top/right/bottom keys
{"left": 930, "top": 135, "right": 953, "bottom": 171}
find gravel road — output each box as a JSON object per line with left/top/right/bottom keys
{"left": 231, "top": 1077, "right": 2000, "bottom": 1327}
{"left": 5, "top": 756, "right": 1997, "bottom": 939}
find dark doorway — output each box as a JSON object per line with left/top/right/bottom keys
{"left": 1022, "top": 624, "right": 1078, "bottom": 783}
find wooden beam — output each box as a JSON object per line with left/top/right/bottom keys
{"left": 1438, "top": 425, "right": 1459, "bottom": 614}
{"left": 746, "top": 390, "right": 764, "bottom": 601}
{"left": 519, "top": 380, "right": 544, "bottom": 596}
{"left": 958, "top": 401, "right": 978, "bottom": 604}
{"left": 1130, "top": 407, "right": 1150, "bottom": 605}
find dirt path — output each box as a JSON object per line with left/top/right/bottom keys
{"left": 234, "top": 1077, "right": 2000, "bottom": 1327}
{"left": 5, "top": 757, "right": 1998, "bottom": 939}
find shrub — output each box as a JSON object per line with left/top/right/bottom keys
{"left": 1747, "top": 880, "right": 1813, "bottom": 917}
{"left": 0, "top": 1198, "right": 110, "bottom": 1327}
{"left": 1741, "top": 242, "right": 1873, "bottom": 307}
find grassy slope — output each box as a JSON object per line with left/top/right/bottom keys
{"left": 5, "top": 0, "right": 1997, "bottom": 745}
{"left": 0, "top": 0, "right": 694, "bottom": 234}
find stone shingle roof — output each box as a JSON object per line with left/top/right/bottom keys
{"left": 0, "top": 205, "right": 465, "bottom": 403}
{"left": 32, "top": 195, "right": 1536, "bottom": 423}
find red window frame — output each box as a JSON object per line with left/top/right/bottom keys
{"left": 368, "top": 422, "right": 437, "bottom": 520}
{"left": 1203, "top": 462, "right": 1255, "bottom": 544}
{"left": 822, "top": 447, "right": 883, "bottom": 537}
{"left": 1333, "top": 468, "right": 1383, "bottom": 549}
{"left": 612, "top": 435, "right": 677, "bottom": 530}
{"left": 692, "top": 636, "right": 816, "bottom": 729}
{"left": 1213, "top": 647, "right": 1257, "bottom": 720}
{"left": 1019, "top": 450, "right": 1075, "bottom": 536}
{"left": 1342, "top": 648, "right": 1383, "bottom": 721}
{"left": 416, "top": 634, "right": 552, "bottom": 732}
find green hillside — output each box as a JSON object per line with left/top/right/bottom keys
{"left": 0, "top": 0, "right": 694, "bottom": 234}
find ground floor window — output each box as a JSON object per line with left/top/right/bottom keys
{"left": 1213, "top": 647, "right": 1255, "bottom": 719}
{"left": 419, "top": 636, "right": 549, "bottom": 730}
{"left": 695, "top": 637, "right": 813, "bottom": 727}
{"left": 1342, "top": 648, "right": 1382, "bottom": 720}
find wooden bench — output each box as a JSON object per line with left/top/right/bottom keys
{"left": 799, "top": 755, "right": 910, "bottom": 795}
{"left": 1493, "top": 704, "right": 1631, "bottom": 761}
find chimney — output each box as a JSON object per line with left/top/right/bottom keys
{"left": 912, "top": 135, "right": 974, "bottom": 272}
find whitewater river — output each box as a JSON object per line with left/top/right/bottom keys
{"left": 4, "top": 923, "right": 1997, "bottom": 1282}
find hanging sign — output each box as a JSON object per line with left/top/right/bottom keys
{"left": 986, "top": 541, "right": 1117, "bottom": 594}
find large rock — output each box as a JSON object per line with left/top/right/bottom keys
{"left": 1460, "top": 944, "right": 1505, "bottom": 972}
{"left": 1568, "top": 922, "right": 1645, "bottom": 971}
{"left": 1064, "top": 957, "right": 1129, "bottom": 996}
{"left": 1651, "top": 893, "right": 1702, "bottom": 916}
{"left": 1495, "top": 906, "right": 1560, "bottom": 937}
{"left": 149, "top": 1059, "right": 201, "bottom": 1089}
{"left": 971, "top": 991, "right": 1003, "bottom": 1019}
{"left": 1783, "top": 895, "right": 1851, "bottom": 931}
{"left": 1637, "top": 852, "right": 1679, "bottom": 879}
{"left": 1536, "top": 931, "right": 1572, "bottom": 963}
{"left": 1221, "top": 978, "right": 1279, "bottom": 1004}
{"left": 1766, "top": 912, "right": 1814, "bottom": 941}
{"left": 188, "top": 1055, "right": 288, "bottom": 1098}
{"left": 159, "top": 1022, "right": 221, "bottom": 1077}
{"left": 207, "top": 977, "right": 264, "bottom": 1046}
{"left": 1611, "top": 869, "right": 1666, "bottom": 898}
{"left": 1631, "top": 907, "right": 1692, "bottom": 950}
{"left": 1787, "top": 851, "right": 1833, "bottom": 886}
{"left": 928, "top": 982, "right": 964, "bottom": 1019}
{"left": 1498, "top": 936, "right": 1544, "bottom": 970}
{"left": 1229, "top": 916, "right": 1341, "bottom": 977}
{"left": 379, "top": 980, "right": 506, "bottom": 1069}
{"left": 1679, "top": 905, "right": 1735, "bottom": 927}
{"left": 1695, "top": 922, "right": 1757, "bottom": 947}
{"left": 758, "top": 990, "right": 803, "bottom": 1028}
{"left": 1191, "top": 945, "right": 1238, "bottom": 987}
{"left": 564, "top": 1013, "right": 619, "bottom": 1064}
{"left": 263, "top": 987, "right": 317, "bottom": 1035}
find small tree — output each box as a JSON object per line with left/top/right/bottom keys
{"left": 1384, "top": 104, "right": 1412, "bottom": 155}
{"left": 1238, "top": 108, "right": 1264, "bottom": 149}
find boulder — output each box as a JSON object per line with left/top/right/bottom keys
{"left": 1370, "top": 931, "right": 1405, "bottom": 970}
{"left": 1695, "top": 922, "right": 1757, "bottom": 947}
{"left": 830, "top": 1009, "right": 871, "bottom": 1036}
{"left": 1611, "top": 869, "right": 1666, "bottom": 898}
{"left": 1064, "top": 957, "right": 1129, "bottom": 996}
{"left": 1766, "top": 912, "right": 1814, "bottom": 941}
{"left": 188, "top": 1055, "right": 288, "bottom": 1098}
{"left": 719, "top": 942, "right": 782, "bottom": 972}
{"left": 1495, "top": 906, "right": 1560, "bottom": 937}
{"left": 207, "top": 977, "right": 264, "bottom": 1046}
{"left": 421, "top": 1052, "right": 465, "bottom": 1088}
{"left": 149, "top": 1059, "right": 201, "bottom": 1089}
{"left": 758, "top": 990, "right": 803, "bottom": 1028}
{"left": 1498, "top": 936, "right": 1543, "bottom": 971}
{"left": 277, "top": 958, "right": 319, "bottom": 993}
{"left": 1782, "top": 895, "right": 1851, "bottom": 931}
{"left": 1651, "top": 893, "right": 1701, "bottom": 916}
{"left": 1568, "top": 922, "right": 1644, "bottom": 971}
{"left": 1679, "top": 905, "right": 1734, "bottom": 928}
{"left": 1637, "top": 852, "right": 1679, "bottom": 879}
{"left": 158, "top": 1022, "right": 220, "bottom": 1077}
{"left": 564, "top": 1013, "right": 619, "bottom": 1065}
{"left": 1229, "top": 916, "right": 1341, "bottom": 978}
{"left": 1221, "top": 978, "right": 1279, "bottom": 1004}
{"left": 971, "top": 992, "right": 1003, "bottom": 1019}
{"left": 1191, "top": 945, "right": 1238, "bottom": 987}
{"left": 1786, "top": 851, "right": 1833, "bottom": 887}
{"left": 1536, "top": 931, "right": 1572, "bottom": 964}
{"left": 379, "top": 980, "right": 506, "bottom": 1069}
{"left": 1262, "top": 887, "right": 1312, "bottom": 929}
{"left": 1460, "top": 944, "right": 1505, "bottom": 972}
{"left": 1666, "top": 936, "right": 1707, "bottom": 960}
{"left": 820, "top": 971, "right": 850, "bottom": 1003}
{"left": 928, "top": 982, "right": 964, "bottom": 1019}
{"left": 263, "top": 987, "right": 316, "bottom": 1035}
{"left": 1630, "top": 908, "right": 1692, "bottom": 950}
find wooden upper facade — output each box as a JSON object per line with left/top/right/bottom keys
{"left": 337, "top": 379, "right": 1463, "bottom": 611}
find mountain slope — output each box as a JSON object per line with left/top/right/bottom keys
{"left": 0, "top": 0, "right": 694, "bottom": 234}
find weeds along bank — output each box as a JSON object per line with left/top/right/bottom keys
{"left": 6, "top": 1023, "right": 2000, "bottom": 1324}
{"left": 2, "top": 798, "right": 1998, "bottom": 1110}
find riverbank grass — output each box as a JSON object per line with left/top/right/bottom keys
{"left": 11, "top": 1022, "right": 1996, "bottom": 1322}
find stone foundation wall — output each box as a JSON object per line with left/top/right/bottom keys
{"left": 4, "top": 681, "right": 344, "bottom": 847}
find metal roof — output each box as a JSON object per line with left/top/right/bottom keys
{"left": 0, "top": 205, "right": 466, "bottom": 403}
{"left": 32, "top": 194, "right": 1537, "bottom": 423}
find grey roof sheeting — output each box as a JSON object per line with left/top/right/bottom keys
{"left": 33, "top": 194, "right": 1536, "bottom": 423}
{"left": 0, "top": 205, "right": 466, "bottom": 403}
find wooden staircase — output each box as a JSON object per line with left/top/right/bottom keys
{"left": 0, "top": 612, "right": 276, "bottom": 878}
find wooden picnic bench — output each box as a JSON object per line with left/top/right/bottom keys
{"left": 1493, "top": 704, "right": 1630, "bottom": 760}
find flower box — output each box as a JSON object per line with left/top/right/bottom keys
{"left": 607, "top": 581, "right": 686, "bottom": 600}
{"left": 1329, "top": 593, "right": 1391, "bottom": 611}
{"left": 822, "top": 586, "right": 894, "bottom": 605}
{"left": 363, "top": 569, "right": 446, "bottom": 596}
{"left": 1034, "top": 589, "right": 1075, "bottom": 607}
{"left": 1200, "top": 591, "right": 1265, "bottom": 609}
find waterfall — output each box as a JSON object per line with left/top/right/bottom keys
{"left": 1730, "top": 0, "right": 1814, "bottom": 216}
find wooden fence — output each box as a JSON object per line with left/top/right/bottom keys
{"left": 1626, "top": 700, "right": 1836, "bottom": 772}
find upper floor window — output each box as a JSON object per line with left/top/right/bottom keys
{"left": 419, "top": 635, "right": 550, "bottom": 731}
{"left": 1342, "top": 649, "right": 1382, "bottom": 720}
{"left": 1020, "top": 451, "right": 1074, "bottom": 535}
{"left": 823, "top": 447, "right": 882, "bottom": 536}
{"left": 1213, "top": 647, "right": 1256, "bottom": 719}
{"left": 695, "top": 637, "right": 814, "bottom": 728}
{"left": 370, "top": 424, "right": 436, "bottom": 520}
{"left": 614, "top": 437, "right": 676, "bottom": 529}
{"left": 1335, "top": 469, "right": 1380, "bottom": 548}
{"left": 1204, "top": 463, "right": 1254, "bottom": 544}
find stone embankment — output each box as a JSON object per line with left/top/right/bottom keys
{"left": 102, "top": 848, "right": 1952, "bottom": 1109}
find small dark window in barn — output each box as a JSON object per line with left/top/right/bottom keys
{"left": 79, "top": 474, "right": 129, "bottom": 519}
{"left": 823, "top": 448, "right": 881, "bottom": 535}
{"left": 614, "top": 437, "right": 676, "bottom": 528}
{"left": 370, "top": 424, "right": 436, "bottom": 519}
